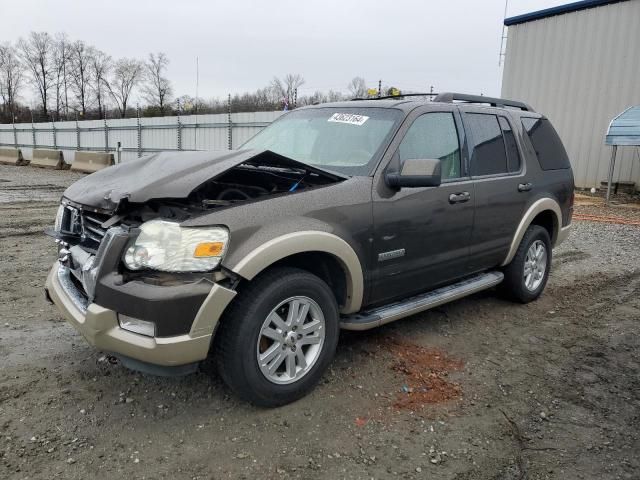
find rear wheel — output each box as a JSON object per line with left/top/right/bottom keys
{"left": 215, "top": 267, "right": 339, "bottom": 407}
{"left": 502, "top": 225, "right": 552, "bottom": 303}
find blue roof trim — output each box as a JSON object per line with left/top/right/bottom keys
{"left": 606, "top": 106, "right": 640, "bottom": 146}
{"left": 504, "top": 0, "right": 627, "bottom": 26}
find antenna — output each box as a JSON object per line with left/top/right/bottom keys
{"left": 498, "top": 0, "right": 509, "bottom": 66}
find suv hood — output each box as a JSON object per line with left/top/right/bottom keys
{"left": 63, "top": 149, "right": 346, "bottom": 212}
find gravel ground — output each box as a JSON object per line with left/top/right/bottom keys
{"left": 1, "top": 165, "right": 639, "bottom": 479}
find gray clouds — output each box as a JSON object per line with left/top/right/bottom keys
{"left": 2, "top": 0, "right": 565, "bottom": 102}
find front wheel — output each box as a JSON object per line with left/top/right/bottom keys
{"left": 501, "top": 225, "right": 552, "bottom": 303}
{"left": 215, "top": 267, "right": 339, "bottom": 407}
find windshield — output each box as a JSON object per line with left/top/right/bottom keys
{"left": 242, "top": 107, "right": 402, "bottom": 175}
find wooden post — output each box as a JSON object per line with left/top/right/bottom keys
{"left": 605, "top": 145, "right": 618, "bottom": 205}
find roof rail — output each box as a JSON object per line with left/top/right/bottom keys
{"left": 351, "top": 93, "right": 438, "bottom": 101}
{"left": 433, "top": 92, "right": 534, "bottom": 112}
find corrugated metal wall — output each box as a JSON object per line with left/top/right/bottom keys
{"left": 0, "top": 111, "right": 284, "bottom": 164}
{"left": 501, "top": 0, "right": 640, "bottom": 190}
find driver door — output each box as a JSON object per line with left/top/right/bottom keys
{"left": 369, "top": 108, "right": 475, "bottom": 305}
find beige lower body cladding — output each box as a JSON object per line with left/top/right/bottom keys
{"left": 30, "top": 149, "right": 69, "bottom": 170}
{"left": 71, "top": 151, "right": 115, "bottom": 173}
{"left": 0, "top": 148, "right": 28, "bottom": 166}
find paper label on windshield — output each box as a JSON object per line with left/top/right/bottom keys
{"left": 328, "top": 113, "right": 369, "bottom": 126}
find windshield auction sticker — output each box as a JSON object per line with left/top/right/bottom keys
{"left": 328, "top": 113, "right": 369, "bottom": 126}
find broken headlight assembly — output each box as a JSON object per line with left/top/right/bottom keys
{"left": 123, "top": 219, "right": 229, "bottom": 272}
{"left": 54, "top": 204, "right": 65, "bottom": 232}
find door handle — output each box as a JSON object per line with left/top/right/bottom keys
{"left": 518, "top": 182, "right": 533, "bottom": 192}
{"left": 449, "top": 191, "right": 471, "bottom": 204}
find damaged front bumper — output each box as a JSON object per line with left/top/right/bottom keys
{"left": 45, "top": 221, "right": 237, "bottom": 370}
{"left": 46, "top": 262, "right": 236, "bottom": 368}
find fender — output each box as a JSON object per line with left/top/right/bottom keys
{"left": 501, "top": 197, "right": 562, "bottom": 266}
{"left": 231, "top": 231, "right": 364, "bottom": 314}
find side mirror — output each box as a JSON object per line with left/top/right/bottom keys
{"left": 385, "top": 158, "right": 442, "bottom": 189}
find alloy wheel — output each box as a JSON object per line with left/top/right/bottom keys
{"left": 256, "top": 296, "right": 326, "bottom": 385}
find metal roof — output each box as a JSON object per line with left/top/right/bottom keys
{"left": 606, "top": 106, "right": 640, "bottom": 146}
{"left": 504, "top": 0, "right": 628, "bottom": 26}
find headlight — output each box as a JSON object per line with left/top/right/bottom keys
{"left": 54, "top": 205, "right": 65, "bottom": 232}
{"left": 123, "top": 219, "right": 229, "bottom": 272}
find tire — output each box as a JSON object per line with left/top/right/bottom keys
{"left": 214, "top": 267, "right": 339, "bottom": 407}
{"left": 501, "top": 225, "right": 552, "bottom": 303}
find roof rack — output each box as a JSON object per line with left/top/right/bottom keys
{"left": 433, "top": 92, "right": 534, "bottom": 112}
{"left": 351, "top": 93, "right": 438, "bottom": 101}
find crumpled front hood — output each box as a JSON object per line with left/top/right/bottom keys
{"left": 62, "top": 149, "right": 344, "bottom": 212}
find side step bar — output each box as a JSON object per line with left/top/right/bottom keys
{"left": 340, "top": 271, "right": 504, "bottom": 331}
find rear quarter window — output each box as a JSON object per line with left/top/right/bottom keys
{"left": 521, "top": 117, "right": 571, "bottom": 170}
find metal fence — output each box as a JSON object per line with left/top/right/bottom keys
{"left": 0, "top": 110, "right": 284, "bottom": 164}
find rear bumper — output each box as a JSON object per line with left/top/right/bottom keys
{"left": 555, "top": 223, "right": 573, "bottom": 247}
{"left": 45, "top": 263, "right": 236, "bottom": 367}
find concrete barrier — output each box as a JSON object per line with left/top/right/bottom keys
{"left": 30, "top": 149, "right": 69, "bottom": 170}
{"left": 0, "top": 148, "right": 29, "bottom": 166}
{"left": 71, "top": 151, "right": 115, "bottom": 173}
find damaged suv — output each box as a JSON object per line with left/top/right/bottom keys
{"left": 45, "top": 93, "right": 574, "bottom": 406}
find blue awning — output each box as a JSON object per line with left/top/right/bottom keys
{"left": 606, "top": 106, "right": 640, "bottom": 146}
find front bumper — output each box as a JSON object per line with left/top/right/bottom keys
{"left": 45, "top": 262, "right": 236, "bottom": 367}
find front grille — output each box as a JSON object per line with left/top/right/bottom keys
{"left": 59, "top": 205, "right": 112, "bottom": 252}
{"left": 81, "top": 212, "right": 110, "bottom": 249}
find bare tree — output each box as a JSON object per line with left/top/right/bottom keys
{"left": 105, "top": 58, "right": 143, "bottom": 118}
{"left": 270, "top": 73, "right": 305, "bottom": 106}
{"left": 89, "top": 49, "right": 111, "bottom": 119}
{"left": 52, "top": 34, "right": 71, "bottom": 120}
{"left": 142, "top": 52, "right": 172, "bottom": 115}
{"left": 68, "top": 40, "right": 92, "bottom": 116}
{"left": 298, "top": 90, "right": 326, "bottom": 106}
{"left": 18, "top": 32, "right": 54, "bottom": 117}
{"left": 327, "top": 90, "right": 344, "bottom": 103}
{"left": 0, "top": 43, "right": 24, "bottom": 122}
{"left": 347, "top": 76, "right": 367, "bottom": 99}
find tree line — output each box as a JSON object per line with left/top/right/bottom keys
{"left": 0, "top": 32, "right": 174, "bottom": 123}
{"left": 0, "top": 32, "right": 398, "bottom": 124}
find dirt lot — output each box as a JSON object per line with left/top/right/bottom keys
{"left": 1, "top": 165, "right": 639, "bottom": 479}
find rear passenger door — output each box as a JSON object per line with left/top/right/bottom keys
{"left": 463, "top": 111, "right": 531, "bottom": 272}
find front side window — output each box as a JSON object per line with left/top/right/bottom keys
{"left": 241, "top": 107, "right": 402, "bottom": 175}
{"left": 398, "top": 112, "right": 461, "bottom": 180}
{"left": 465, "top": 113, "right": 509, "bottom": 176}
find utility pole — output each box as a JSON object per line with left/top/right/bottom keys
{"left": 227, "top": 94, "right": 232, "bottom": 150}
{"left": 195, "top": 56, "right": 199, "bottom": 115}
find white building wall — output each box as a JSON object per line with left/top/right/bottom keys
{"left": 501, "top": 0, "right": 640, "bottom": 189}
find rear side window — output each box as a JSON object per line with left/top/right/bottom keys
{"left": 521, "top": 117, "right": 571, "bottom": 170}
{"left": 499, "top": 117, "right": 521, "bottom": 172}
{"left": 465, "top": 113, "right": 508, "bottom": 176}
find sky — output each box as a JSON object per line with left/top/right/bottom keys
{"left": 2, "top": 0, "right": 570, "bottom": 104}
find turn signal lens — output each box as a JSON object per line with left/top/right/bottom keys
{"left": 194, "top": 242, "right": 224, "bottom": 258}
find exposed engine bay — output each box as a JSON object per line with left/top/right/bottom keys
{"left": 53, "top": 150, "right": 346, "bottom": 256}
{"left": 124, "top": 162, "right": 342, "bottom": 224}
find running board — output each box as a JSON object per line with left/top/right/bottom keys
{"left": 340, "top": 271, "right": 504, "bottom": 331}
